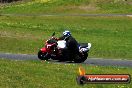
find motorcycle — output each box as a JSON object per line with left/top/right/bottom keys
{"left": 38, "top": 32, "right": 91, "bottom": 63}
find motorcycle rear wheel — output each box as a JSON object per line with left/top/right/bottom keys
{"left": 74, "top": 53, "right": 88, "bottom": 63}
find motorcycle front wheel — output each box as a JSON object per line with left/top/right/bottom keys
{"left": 38, "top": 50, "right": 49, "bottom": 60}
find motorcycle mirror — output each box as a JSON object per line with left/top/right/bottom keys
{"left": 52, "top": 32, "right": 55, "bottom": 36}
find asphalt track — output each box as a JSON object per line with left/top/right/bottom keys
{"left": 0, "top": 53, "right": 132, "bottom": 67}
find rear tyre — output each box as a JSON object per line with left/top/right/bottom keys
{"left": 74, "top": 55, "right": 83, "bottom": 63}
{"left": 74, "top": 53, "right": 88, "bottom": 63}
{"left": 81, "top": 52, "right": 88, "bottom": 62}
{"left": 38, "top": 51, "right": 49, "bottom": 60}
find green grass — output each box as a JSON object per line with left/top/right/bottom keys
{"left": 0, "top": 59, "right": 132, "bottom": 88}
{"left": 0, "top": 0, "right": 132, "bottom": 14}
{"left": 0, "top": 0, "right": 132, "bottom": 59}
{"left": 0, "top": 16, "right": 132, "bottom": 59}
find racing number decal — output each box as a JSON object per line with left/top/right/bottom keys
{"left": 47, "top": 45, "right": 51, "bottom": 48}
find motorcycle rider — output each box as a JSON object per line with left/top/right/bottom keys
{"left": 59, "top": 30, "right": 80, "bottom": 60}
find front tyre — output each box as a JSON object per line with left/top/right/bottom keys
{"left": 38, "top": 51, "right": 49, "bottom": 60}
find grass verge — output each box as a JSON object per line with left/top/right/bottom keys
{"left": 0, "top": 0, "right": 132, "bottom": 14}
{"left": 0, "top": 59, "right": 132, "bottom": 88}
